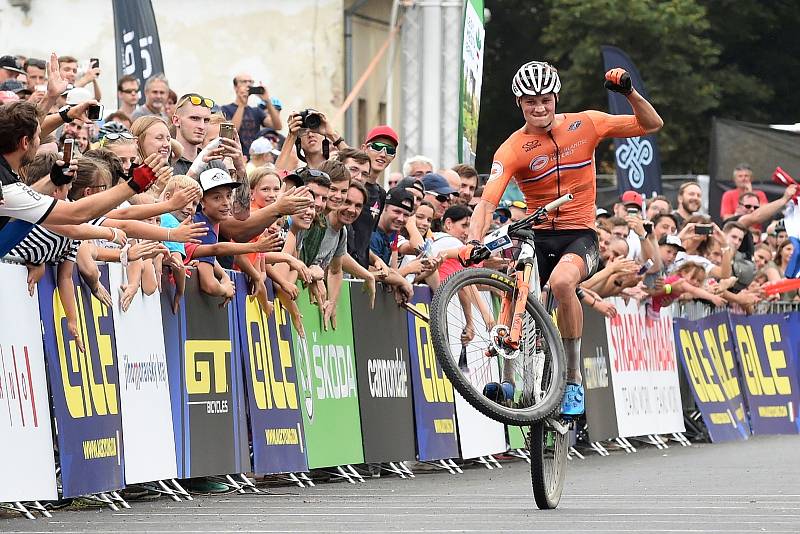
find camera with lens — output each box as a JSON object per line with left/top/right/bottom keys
{"left": 298, "top": 108, "right": 322, "bottom": 130}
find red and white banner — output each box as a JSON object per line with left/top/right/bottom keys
{"left": 605, "top": 297, "right": 685, "bottom": 437}
{"left": 0, "top": 263, "right": 58, "bottom": 501}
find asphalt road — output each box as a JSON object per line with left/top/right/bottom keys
{"left": 3, "top": 435, "right": 799, "bottom": 533}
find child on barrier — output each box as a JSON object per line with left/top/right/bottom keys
{"left": 647, "top": 261, "right": 726, "bottom": 319}
{"left": 184, "top": 168, "right": 285, "bottom": 307}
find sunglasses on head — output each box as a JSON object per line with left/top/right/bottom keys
{"left": 367, "top": 141, "right": 396, "bottom": 156}
{"left": 103, "top": 132, "right": 135, "bottom": 142}
{"left": 295, "top": 168, "right": 331, "bottom": 181}
{"left": 177, "top": 93, "right": 215, "bottom": 109}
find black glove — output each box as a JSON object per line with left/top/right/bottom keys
{"left": 604, "top": 68, "right": 633, "bottom": 95}
{"left": 50, "top": 161, "right": 73, "bottom": 186}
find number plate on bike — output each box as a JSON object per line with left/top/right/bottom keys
{"left": 483, "top": 228, "right": 513, "bottom": 252}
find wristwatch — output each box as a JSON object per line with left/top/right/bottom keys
{"left": 58, "top": 105, "right": 73, "bottom": 124}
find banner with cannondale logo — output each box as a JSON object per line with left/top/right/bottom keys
{"left": 108, "top": 264, "right": 177, "bottom": 484}
{"left": 405, "top": 287, "right": 459, "bottom": 462}
{"left": 350, "top": 282, "right": 416, "bottom": 463}
{"left": 0, "top": 263, "right": 58, "bottom": 501}
{"left": 38, "top": 265, "right": 125, "bottom": 498}
{"left": 112, "top": 0, "right": 165, "bottom": 106}
{"left": 601, "top": 45, "right": 663, "bottom": 197}
{"left": 160, "top": 272, "right": 250, "bottom": 478}
{"left": 235, "top": 277, "right": 307, "bottom": 474}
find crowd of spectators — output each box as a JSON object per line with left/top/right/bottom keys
{"left": 0, "top": 50, "right": 794, "bottom": 355}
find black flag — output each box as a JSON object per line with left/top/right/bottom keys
{"left": 112, "top": 0, "right": 165, "bottom": 106}
{"left": 601, "top": 45, "right": 662, "bottom": 197}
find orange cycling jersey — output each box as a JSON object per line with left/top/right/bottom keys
{"left": 482, "top": 110, "right": 646, "bottom": 230}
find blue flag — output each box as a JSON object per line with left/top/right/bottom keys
{"left": 601, "top": 45, "right": 663, "bottom": 198}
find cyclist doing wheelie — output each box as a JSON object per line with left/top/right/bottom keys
{"left": 464, "top": 61, "right": 663, "bottom": 416}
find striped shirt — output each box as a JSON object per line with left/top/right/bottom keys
{"left": 9, "top": 225, "right": 78, "bottom": 265}
{"left": 8, "top": 216, "right": 108, "bottom": 265}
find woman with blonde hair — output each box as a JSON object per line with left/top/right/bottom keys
{"left": 130, "top": 115, "right": 174, "bottom": 196}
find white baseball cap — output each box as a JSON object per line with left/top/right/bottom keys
{"left": 198, "top": 168, "right": 242, "bottom": 193}
{"left": 659, "top": 234, "right": 685, "bottom": 252}
{"left": 249, "top": 136, "right": 274, "bottom": 155}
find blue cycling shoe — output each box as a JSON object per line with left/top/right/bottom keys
{"left": 483, "top": 381, "right": 515, "bottom": 404}
{"left": 560, "top": 383, "right": 585, "bottom": 417}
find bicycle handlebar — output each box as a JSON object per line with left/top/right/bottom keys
{"left": 544, "top": 193, "right": 574, "bottom": 213}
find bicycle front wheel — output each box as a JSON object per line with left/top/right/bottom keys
{"left": 530, "top": 421, "right": 569, "bottom": 509}
{"left": 429, "top": 268, "right": 566, "bottom": 425}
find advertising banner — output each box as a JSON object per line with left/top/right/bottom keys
{"left": 293, "top": 285, "right": 364, "bottom": 469}
{"left": 601, "top": 45, "right": 663, "bottom": 197}
{"left": 729, "top": 313, "right": 800, "bottom": 434}
{"left": 445, "top": 293, "right": 506, "bottom": 459}
{"left": 580, "top": 303, "right": 620, "bottom": 442}
{"left": 166, "top": 272, "right": 250, "bottom": 478}
{"left": 235, "top": 279, "right": 307, "bottom": 474}
{"left": 458, "top": 0, "right": 485, "bottom": 164}
{"left": 673, "top": 314, "right": 750, "bottom": 442}
{"left": 0, "top": 263, "right": 57, "bottom": 501}
{"left": 108, "top": 264, "right": 177, "bottom": 484}
{"left": 350, "top": 282, "right": 416, "bottom": 463}
{"left": 38, "top": 265, "right": 125, "bottom": 497}
{"left": 112, "top": 0, "right": 165, "bottom": 106}
{"left": 405, "top": 287, "right": 459, "bottom": 461}
{"left": 606, "top": 297, "right": 684, "bottom": 437}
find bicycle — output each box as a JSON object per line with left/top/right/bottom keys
{"left": 427, "top": 193, "right": 574, "bottom": 509}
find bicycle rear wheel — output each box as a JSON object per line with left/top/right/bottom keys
{"left": 429, "top": 268, "right": 566, "bottom": 425}
{"left": 530, "top": 420, "right": 570, "bottom": 509}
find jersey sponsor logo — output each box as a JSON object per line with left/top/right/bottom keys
{"left": 528, "top": 154, "right": 549, "bottom": 172}
{"left": 522, "top": 139, "right": 541, "bottom": 152}
{"left": 567, "top": 120, "right": 582, "bottom": 131}
{"left": 488, "top": 161, "right": 504, "bottom": 182}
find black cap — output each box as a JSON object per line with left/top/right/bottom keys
{"left": 0, "top": 55, "right": 25, "bottom": 76}
{"left": 397, "top": 176, "right": 425, "bottom": 197}
{"left": 385, "top": 186, "right": 415, "bottom": 213}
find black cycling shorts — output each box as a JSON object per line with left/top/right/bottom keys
{"left": 532, "top": 229, "right": 599, "bottom": 287}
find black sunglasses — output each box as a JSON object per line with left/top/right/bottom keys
{"left": 435, "top": 193, "right": 451, "bottom": 203}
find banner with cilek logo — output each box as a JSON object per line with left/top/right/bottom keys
{"left": 112, "top": 0, "right": 165, "bottom": 106}
{"left": 0, "top": 263, "right": 58, "bottom": 501}
{"left": 605, "top": 297, "right": 684, "bottom": 437}
{"left": 38, "top": 266, "right": 125, "bottom": 497}
{"left": 293, "top": 285, "right": 364, "bottom": 469}
{"left": 235, "top": 277, "right": 307, "bottom": 474}
{"left": 601, "top": 45, "right": 662, "bottom": 197}
{"left": 405, "top": 287, "right": 460, "bottom": 461}
{"left": 673, "top": 314, "right": 750, "bottom": 442}
{"left": 108, "top": 264, "right": 177, "bottom": 484}
{"left": 350, "top": 282, "right": 416, "bottom": 463}
{"left": 729, "top": 313, "right": 800, "bottom": 435}
{"left": 160, "top": 272, "right": 250, "bottom": 478}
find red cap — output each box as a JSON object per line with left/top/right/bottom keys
{"left": 621, "top": 190, "right": 643, "bottom": 208}
{"left": 364, "top": 125, "right": 399, "bottom": 145}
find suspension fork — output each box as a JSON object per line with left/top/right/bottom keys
{"left": 497, "top": 261, "right": 532, "bottom": 350}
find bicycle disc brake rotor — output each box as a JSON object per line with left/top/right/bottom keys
{"left": 488, "top": 324, "right": 520, "bottom": 360}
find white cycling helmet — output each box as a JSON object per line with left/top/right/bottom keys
{"left": 511, "top": 61, "right": 561, "bottom": 97}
